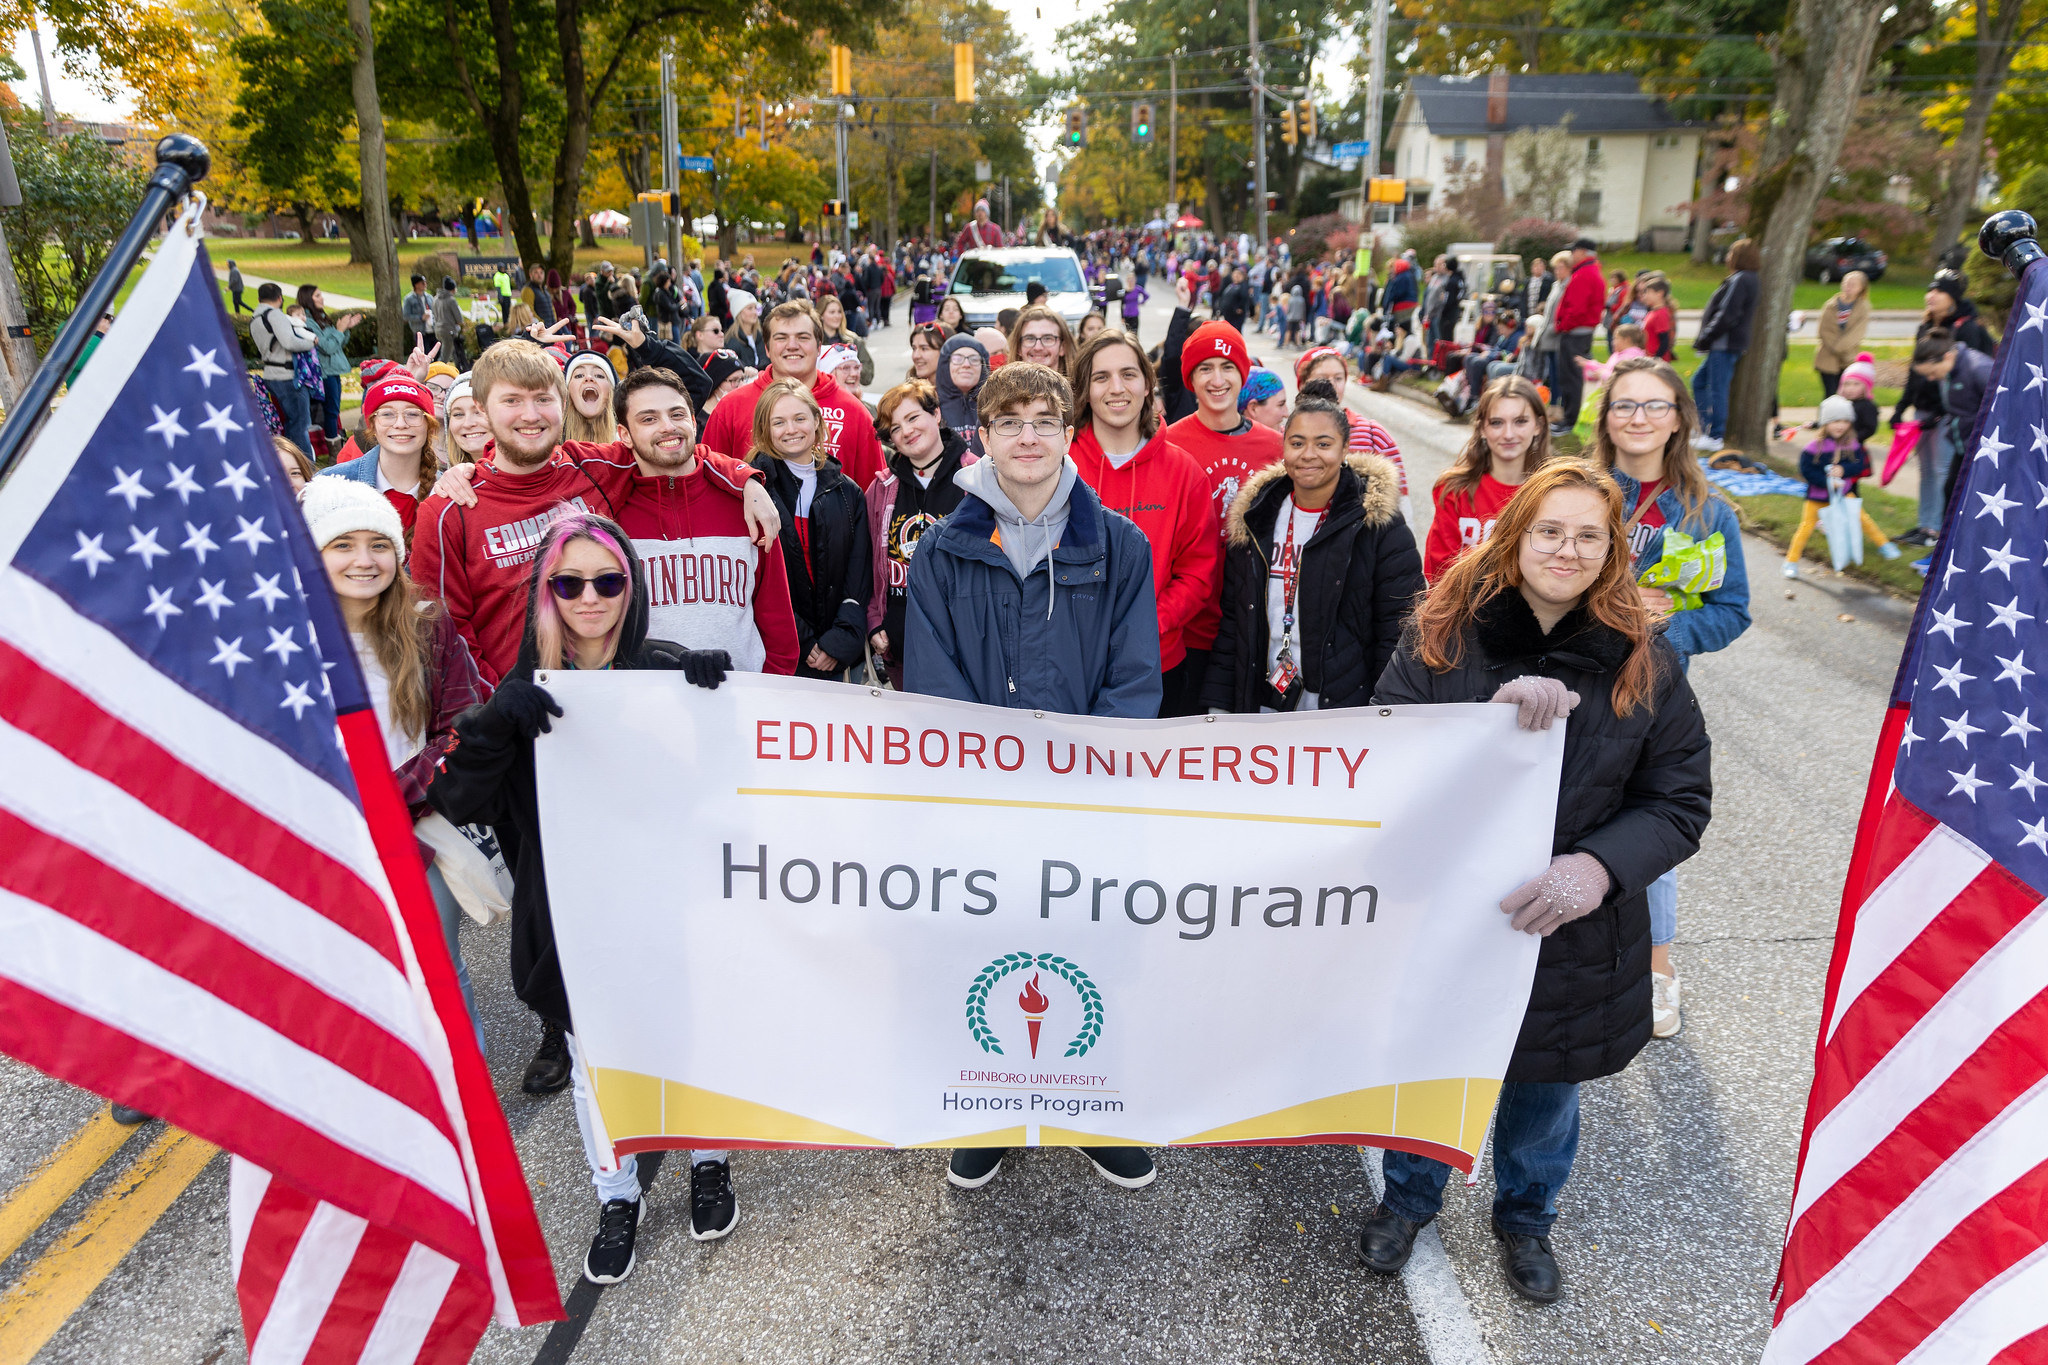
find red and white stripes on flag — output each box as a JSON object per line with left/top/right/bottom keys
{"left": 1765, "top": 724, "right": 2048, "bottom": 1365}
{"left": 0, "top": 207, "right": 560, "bottom": 1361}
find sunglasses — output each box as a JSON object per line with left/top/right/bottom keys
{"left": 547, "top": 572, "right": 629, "bottom": 601}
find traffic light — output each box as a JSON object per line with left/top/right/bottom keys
{"left": 1265, "top": 191, "right": 1279, "bottom": 211}
{"left": 954, "top": 43, "right": 975, "bottom": 103}
{"left": 637, "top": 190, "right": 680, "bottom": 214}
{"left": 822, "top": 198, "right": 845, "bottom": 218}
{"left": 1298, "top": 98, "right": 1316, "bottom": 143}
{"left": 1064, "top": 106, "right": 1087, "bottom": 148}
{"left": 828, "top": 46, "right": 852, "bottom": 96}
{"left": 1132, "top": 100, "right": 1154, "bottom": 145}
{"left": 1280, "top": 104, "right": 1297, "bottom": 147}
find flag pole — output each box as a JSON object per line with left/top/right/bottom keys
{"left": 0, "top": 133, "right": 210, "bottom": 487}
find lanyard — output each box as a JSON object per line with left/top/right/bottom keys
{"left": 1276, "top": 498, "right": 1323, "bottom": 660}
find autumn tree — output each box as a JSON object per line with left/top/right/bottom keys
{"left": 1919, "top": 0, "right": 2048, "bottom": 264}
{"left": 1056, "top": 117, "right": 1167, "bottom": 228}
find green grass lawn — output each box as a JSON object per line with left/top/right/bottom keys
{"left": 1601, "top": 252, "right": 1931, "bottom": 312}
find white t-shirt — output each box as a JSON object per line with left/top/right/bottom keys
{"left": 1264, "top": 498, "right": 1325, "bottom": 708}
{"left": 354, "top": 633, "right": 423, "bottom": 769}
{"left": 790, "top": 460, "right": 819, "bottom": 517}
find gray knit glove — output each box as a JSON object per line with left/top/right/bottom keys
{"left": 1500, "top": 853, "right": 1612, "bottom": 935}
{"left": 1492, "top": 675, "right": 1581, "bottom": 731}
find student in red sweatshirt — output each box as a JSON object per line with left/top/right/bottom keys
{"left": 1067, "top": 330, "right": 1221, "bottom": 716}
{"left": 424, "top": 353, "right": 800, "bottom": 679}
{"left": 1551, "top": 238, "right": 1608, "bottom": 433}
{"left": 1164, "top": 319, "right": 1284, "bottom": 528}
{"left": 1423, "top": 375, "right": 1554, "bottom": 582}
{"left": 699, "top": 299, "right": 885, "bottom": 489}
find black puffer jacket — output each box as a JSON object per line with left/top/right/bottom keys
{"left": 1372, "top": 591, "right": 1713, "bottom": 1083}
{"left": 755, "top": 454, "right": 872, "bottom": 677}
{"left": 1204, "top": 454, "right": 1424, "bottom": 713}
{"left": 428, "top": 527, "right": 696, "bottom": 1030}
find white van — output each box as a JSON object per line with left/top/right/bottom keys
{"left": 947, "top": 247, "right": 1092, "bottom": 331}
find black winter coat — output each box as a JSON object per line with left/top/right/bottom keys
{"left": 1372, "top": 592, "right": 1713, "bottom": 1084}
{"left": 1204, "top": 454, "right": 1424, "bottom": 713}
{"left": 427, "top": 535, "right": 694, "bottom": 1030}
{"left": 755, "top": 454, "right": 872, "bottom": 677}
{"left": 1695, "top": 270, "right": 1758, "bottom": 352}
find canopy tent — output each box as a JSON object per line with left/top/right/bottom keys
{"left": 1172, "top": 214, "right": 1205, "bottom": 229}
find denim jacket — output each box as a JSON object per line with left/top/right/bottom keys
{"left": 1611, "top": 467, "right": 1752, "bottom": 666}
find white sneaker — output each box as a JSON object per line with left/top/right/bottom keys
{"left": 1652, "top": 972, "right": 1682, "bottom": 1039}
{"left": 1690, "top": 433, "right": 1720, "bottom": 451}
{"left": 1781, "top": 560, "right": 1799, "bottom": 579}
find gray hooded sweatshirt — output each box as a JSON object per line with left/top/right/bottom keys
{"left": 952, "top": 455, "right": 1079, "bottom": 616}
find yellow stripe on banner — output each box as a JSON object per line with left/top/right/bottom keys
{"left": 0, "top": 1108, "right": 141, "bottom": 1265}
{"left": 1173, "top": 1078, "right": 1501, "bottom": 1162}
{"left": 0, "top": 1129, "right": 218, "bottom": 1365}
{"left": 739, "top": 788, "right": 1381, "bottom": 830}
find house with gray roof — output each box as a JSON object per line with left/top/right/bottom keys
{"left": 1344, "top": 74, "right": 1702, "bottom": 248}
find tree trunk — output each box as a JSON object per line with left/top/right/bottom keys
{"left": 1926, "top": 0, "right": 2033, "bottom": 266}
{"left": 1688, "top": 133, "right": 1719, "bottom": 263}
{"left": 346, "top": 0, "right": 404, "bottom": 359}
{"left": 0, "top": 215, "right": 41, "bottom": 395}
{"left": 291, "top": 201, "right": 320, "bottom": 246}
{"left": 579, "top": 214, "right": 598, "bottom": 248}
{"left": 333, "top": 205, "right": 373, "bottom": 268}
{"left": 545, "top": 0, "right": 592, "bottom": 276}
{"left": 1725, "top": 0, "right": 1890, "bottom": 453}
{"left": 442, "top": 0, "right": 544, "bottom": 270}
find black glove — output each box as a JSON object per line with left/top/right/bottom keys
{"left": 680, "top": 649, "right": 732, "bottom": 690}
{"left": 478, "top": 678, "right": 562, "bottom": 740}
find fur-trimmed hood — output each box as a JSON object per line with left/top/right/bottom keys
{"left": 1225, "top": 451, "right": 1402, "bottom": 548}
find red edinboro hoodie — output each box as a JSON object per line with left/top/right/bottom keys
{"left": 1069, "top": 426, "right": 1222, "bottom": 672}
{"left": 1162, "top": 412, "right": 1282, "bottom": 651}
{"left": 700, "top": 368, "right": 885, "bottom": 490}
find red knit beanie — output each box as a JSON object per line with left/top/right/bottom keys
{"left": 1181, "top": 320, "right": 1250, "bottom": 389}
{"left": 362, "top": 375, "right": 435, "bottom": 423}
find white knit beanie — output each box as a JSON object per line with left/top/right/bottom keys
{"left": 302, "top": 476, "right": 406, "bottom": 560}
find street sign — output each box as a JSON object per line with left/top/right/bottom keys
{"left": 974, "top": 159, "right": 991, "bottom": 181}
{"left": 679, "top": 155, "right": 714, "bottom": 173}
{"left": 1331, "top": 140, "right": 1369, "bottom": 162}
{"left": 629, "top": 200, "right": 665, "bottom": 247}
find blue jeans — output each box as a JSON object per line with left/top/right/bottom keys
{"left": 320, "top": 373, "right": 342, "bottom": 439}
{"left": 1382, "top": 1081, "right": 1580, "bottom": 1236}
{"left": 1691, "top": 349, "right": 1741, "bottom": 440}
{"left": 265, "top": 378, "right": 312, "bottom": 458}
{"left": 424, "top": 863, "right": 484, "bottom": 1053}
{"left": 1648, "top": 868, "right": 1677, "bottom": 948}
{"left": 1917, "top": 422, "right": 1953, "bottom": 533}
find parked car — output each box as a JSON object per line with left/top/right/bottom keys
{"left": 948, "top": 248, "right": 1092, "bottom": 330}
{"left": 1804, "top": 237, "right": 1888, "bottom": 283}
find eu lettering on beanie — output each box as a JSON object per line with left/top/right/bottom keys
{"left": 1181, "top": 320, "right": 1250, "bottom": 389}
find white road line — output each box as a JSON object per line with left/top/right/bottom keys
{"left": 1362, "top": 1146, "right": 1495, "bottom": 1365}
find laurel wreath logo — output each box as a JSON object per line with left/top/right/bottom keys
{"left": 964, "top": 952, "right": 1104, "bottom": 1058}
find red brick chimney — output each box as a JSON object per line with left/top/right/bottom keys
{"left": 1487, "top": 71, "right": 1509, "bottom": 127}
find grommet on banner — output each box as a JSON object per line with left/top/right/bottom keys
{"left": 869, "top": 688, "right": 881, "bottom": 697}
{"left": 1205, "top": 714, "right": 1216, "bottom": 722}
{"left": 1379, "top": 708, "right": 1392, "bottom": 717}
{"left": 537, "top": 672, "right": 549, "bottom": 684}
{"left": 1034, "top": 710, "right": 1044, "bottom": 718}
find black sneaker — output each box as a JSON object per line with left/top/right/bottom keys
{"left": 947, "top": 1147, "right": 1006, "bottom": 1189}
{"left": 582, "top": 1197, "right": 641, "bottom": 1285}
{"left": 1897, "top": 527, "right": 1937, "bottom": 547}
{"left": 689, "top": 1159, "right": 738, "bottom": 1241}
{"left": 1359, "top": 1203, "right": 1425, "bottom": 1273}
{"left": 110, "top": 1103, "right": 152, "bottom": 1125}
{"left": 1494, "top": 1224, "right": 1562, "bottom": 1303}
{"left": 523, "top": 1020, "right": 571, "bottom": 1095}
{"left": 1082, "top": 1146, "right": 1157, "bottom": 1189}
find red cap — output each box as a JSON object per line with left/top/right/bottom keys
{"left": 1181, "top": 320, "right": 1250, "bottom": 389}
{"left": 1294, "top": 346, "right": 1346, "bottom": 385}
{"left": 362, "top": 374, "right": 435, "bottom": 423}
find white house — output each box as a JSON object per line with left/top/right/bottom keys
{"left": 1342, "top": 74, "right": 1702, "bottom": 249}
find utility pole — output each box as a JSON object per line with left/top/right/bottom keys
{"left": 929, "top": 148, "right": 938, "bottom": 245}
{"left": 660, "top": 47, "right": 681, "bottom": 271}
{"left": 1358, "top": 0, "right": 1387, "bottom": 224}
{"left": 836, "top": 102, "right": 851, "bottom": 256}
{"left": 0, "top": 120, "right": 39, "bottom": 400}
{"left": 27, "top": 8, "right": 57, "bottom": 137}
{"left": 1249, "top": 0, "right": 1266, "bottom": 247}
{"left": 1168, "top": 55, "right": 1178, "bottom": 218}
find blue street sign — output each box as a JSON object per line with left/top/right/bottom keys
{"left": 1331, "top": 140, "right": 1370, "bottom": 162}
{"left": 679, "top": 155, "right": 715, "bottom": 173}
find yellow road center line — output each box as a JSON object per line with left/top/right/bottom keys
{"left": 739, "top": 787, "right": 1381, "bottom": 829}
{"left": 0, "top": 1108, "right": 141, "bottom": 1266}
{"left": 0, "top": 1129, "right": 219, "bottom": 1365}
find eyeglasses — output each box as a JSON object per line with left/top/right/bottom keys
{"left": 987, "top": 417, "right": 1067, "bottom": 438}
{"left": 548, "top": 572, "right": 629, "bottom": 601}
{"left": 377, "top": 407, "right": 427, "bottom": 426}
{"left": 1526, "top": 527, "right": 1612, "bottom": 558}
{"left": 1609, "top": 400, "right": 1677, "bottom": 420}
{"left": 1021, "top": 333, "right": 1062, "bottom": 349}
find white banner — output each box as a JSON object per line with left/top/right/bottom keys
{"left": 537, "top": 674, "right": 1561, "bottom": 1169}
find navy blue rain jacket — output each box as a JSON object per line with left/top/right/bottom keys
{"left": 902, "top": 473, "right": 1162, "bottom": 717}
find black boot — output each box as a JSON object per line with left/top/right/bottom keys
{"left": 1358, "top": 1203, "right": 1425, "bottom": 1274}
{"left": 522, "top": 1019, "right": 571, "bottom": 1095}
{"left": 1494, "top": 1224, "right": 1562, "bottom": 1303}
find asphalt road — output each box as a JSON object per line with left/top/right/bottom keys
{"left": 0, "top": 284, "right": 1920, "bottom": 1365}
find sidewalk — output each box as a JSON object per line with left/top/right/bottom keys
{"left": 213, "top": 264, "right": 374, "bottom": 311}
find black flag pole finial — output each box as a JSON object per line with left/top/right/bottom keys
{"left": 0, "top": 135, "right": 213, "bottom": 484}
{"left": 1979, "top": 210, "right": 2043, "bottom": 279}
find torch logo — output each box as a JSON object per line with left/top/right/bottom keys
{"left": 964, "top": 952, "right": 1103, "bottom": 1059}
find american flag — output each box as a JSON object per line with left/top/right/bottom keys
{"left": 1766, "top": 256, "right": 2048, "bottom": 1362}
{"left": 0, "top": 205, "right": 559, "bottom": 1357}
